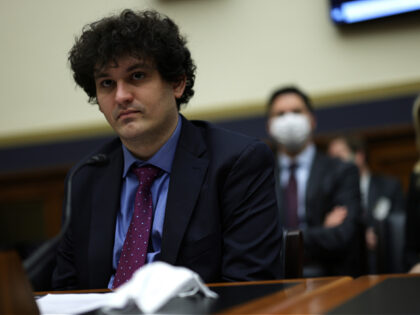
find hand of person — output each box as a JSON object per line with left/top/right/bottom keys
{"left": 409, "top": 263, "right": 420, "bottom": 274}
{"left": 365, "top": 227, "right": 378, "bottom": 250}
{"left": 323, "top": 206, "right": 348, "bottom": 228}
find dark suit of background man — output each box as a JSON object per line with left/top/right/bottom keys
{"left": 52, "top": 9, "right": 282, "bottom": 290}
{"left": 328, "top": 136, "right": 405, "bottom": 274}
{"left": 405, "top": 94, "right": 420, "bottom": 274}
{"left": 266, "top": 86, "right": 362, "bottom": 277}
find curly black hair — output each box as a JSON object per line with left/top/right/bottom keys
{"left": 69, "top": 9, "right": 196, "bottom": 109}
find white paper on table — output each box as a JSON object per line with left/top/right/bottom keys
{"left": 36, "top": 292, "right": 114, "bottom": 315}
{"left": 37, "top": 262, "right": 218, "bottom": 315}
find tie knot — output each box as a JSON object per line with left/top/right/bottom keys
{"left": 290, "top": 163, "right": 298, "bottom": 172}
{"left": 132, "top": 165, "right": 161, "bottom": 189}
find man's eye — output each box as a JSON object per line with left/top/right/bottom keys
{"left": 132, "top": 72, "right": 145, "bottom": 80}
{"left": 100, "top": 79, "right": 113, "bottom": 88}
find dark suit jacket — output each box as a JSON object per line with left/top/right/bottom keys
{"left": 404, "top": 171, "right": 420, "bottom": 271}
{"left": 52, "top": 116, "right": 282, "bottom": 289}
{"left": 275, "top": 150, "right": 362, "bottom": 276}
{"left": 366, "top": 175, "right": 405, "bottom": 225}
{"left": 364, "top": 174, "right": 405, "bottom": 273}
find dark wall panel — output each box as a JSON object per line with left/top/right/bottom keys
{"left": 0, "top": 93, "right": 417, "bottom": 174}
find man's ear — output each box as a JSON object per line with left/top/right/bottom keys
{"left": 173, "top": 76, "right": 187, "bottom": 98}
{"left": 97, "top": 99, "right": 104, "bottom": 113}
{"left": 354, "top": 151, "right": 365, "bottom": 169}
{"left": 310, "top": 114, "right": 317, "bottom": 131}
{"left": 266, "top": 117, "right": 272, "bottom": 135}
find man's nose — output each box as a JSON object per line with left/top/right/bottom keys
{"left": 115, "top": 81, "right": 134, "bottom": 105}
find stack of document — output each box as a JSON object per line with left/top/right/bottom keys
{"left": 37, "top": 262, "right": 218, "bottom": 314}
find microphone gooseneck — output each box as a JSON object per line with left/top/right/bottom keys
{"left": 23, "top": 154, "right": 109, "bottom": 282}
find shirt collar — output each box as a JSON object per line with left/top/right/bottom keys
{"left": 279, "top": 143, "right": 316, "bottom": 169}
{"left": 360, "top": 172, "right": 371, "bottom": 190}
{"left": 122, "top": 115, "right": 182, "bottom": 177}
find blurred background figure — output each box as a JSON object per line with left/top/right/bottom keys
{"left": 405, "top": 95, "right": 420, "bottom": 274}
{"left": 328, "top": 135, "right": 405, "bottom": 274}
{"left": 266, "top": 86, "right": 363, "bottom": 277}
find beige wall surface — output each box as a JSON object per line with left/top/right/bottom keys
{"left": 1, "top": 0, "right": 420, "bottom": 143}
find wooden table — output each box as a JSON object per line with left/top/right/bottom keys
{"left": 278, "top": 273, "right": 420, "bottom": 314}
{"left": 35, "top": 276, "right": 352, "bottom": 314}
{"left": 34, "top": 274, "right": 420, "bottom": 314}
{"left": 211, "top": 277, "right": 352, "bottom": 314}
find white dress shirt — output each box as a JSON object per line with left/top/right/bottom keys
{"left": 278, "top": 144, "right": 316, "bottom": 224}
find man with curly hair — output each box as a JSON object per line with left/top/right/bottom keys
{"left": 52, "top": 9, "right": 282, "bottom": 290}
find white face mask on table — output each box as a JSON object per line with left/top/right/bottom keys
{"left": 269, "top": 112, "right": 311, "bottom": 154}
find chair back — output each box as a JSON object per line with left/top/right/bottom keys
{"left": 0, "top": 250, "right": 39, "bottom": 314}
{"left": 282, "top": 229, "right": 304, "bottom": 279}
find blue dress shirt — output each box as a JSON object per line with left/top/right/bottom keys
{"left": 108, "top": 116, "right": 182, "bottom": 288}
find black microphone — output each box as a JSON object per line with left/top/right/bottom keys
{"left": 23, "top": 153, "right": 109, "bottom": 282}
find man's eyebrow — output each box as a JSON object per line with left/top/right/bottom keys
{"left": 93, "top": 66, "right": 110, "bottom": 79}
{"left": 93, "top": 62, "right": 153, "bottom": 79}
{"left": 126, "top": 62, "right": 153, "bottom": 72}
{"left": 93, "top": 71, "right": 108, "bottom": 80}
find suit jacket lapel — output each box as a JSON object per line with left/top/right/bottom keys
{"left": 88, "top": 142, "right": 123, "bottom": 287}
{"left": 160, "top": 117, "right": 209, "bottom": 264}
{"left": 367, "top": 176, "right": 378, "bottom": 224}
{"left": 306, "top": 152, "right": 324, "bottom": 222}
{"left": 367, "top": 176, "right": 377, "bottom": 212}
{"left": 273, "top": 159, "right": 286, "bottom": 225}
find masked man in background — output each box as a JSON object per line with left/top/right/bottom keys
{"left": 266, "top": 86, "right": 363, "bottom": 277}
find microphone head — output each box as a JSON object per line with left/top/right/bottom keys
{"left": 86, "top": 153, "right": 109, "bottom": 165}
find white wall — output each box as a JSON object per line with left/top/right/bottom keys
{"left": 1, "top": 0, "right": 420, "bottom": 141}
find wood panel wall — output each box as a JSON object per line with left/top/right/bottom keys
{"left": 0, "top": 167, "right": 67, "bottom": 248}
{"left": 316, "top": 124, "right": 417, "bottom": 192}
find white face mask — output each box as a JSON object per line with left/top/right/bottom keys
{"left": 269, "top": 112, "right": 311, "bottom": 153}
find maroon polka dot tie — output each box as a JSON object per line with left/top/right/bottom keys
{"left": 112, "top": 165, "right": 161, "bottom": 289}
